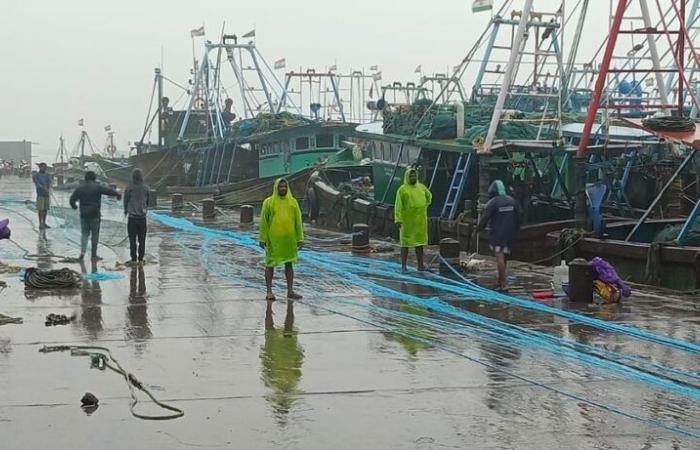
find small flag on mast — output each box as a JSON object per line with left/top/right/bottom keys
{"left": 370, "top": 65, "right": 378, "bottom": 71}
{"left": 414, "top": 65, "right": 422, "bottom": 73}
{"left": 329, "top": 64, "right": 337, "bottom": 71}
{"left": 242, "top": 29, "right": 256, "bottom": 38}
{"left": 190, "top": 26, "right": 205, "bottom": 37}
{"left": 274, "top": 58, "right": 286, "bottom": 69}
{"left": 472, "top": 0, "right": 493, "bottom": 13}
{"left": 78, "top": 119, "right": 84, "bottom": 126}
{"left": 104, "top": 125, "right": 111, "bottom": 132}
{"left": 372, "top": 71, "right": 382, "bottom": 81}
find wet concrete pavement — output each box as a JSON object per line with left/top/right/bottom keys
{"left": 1, "top": 176, "right": 699, "bottom": 449}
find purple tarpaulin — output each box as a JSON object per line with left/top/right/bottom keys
{"left": 0, "top": 218, "right": 10, "bottom": 240}
{"left": 590, "top": 256, "right": 632, "bottom": 298}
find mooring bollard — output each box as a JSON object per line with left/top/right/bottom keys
{"left": 148, "top": 190, "right": 158, "bottom": 208}
{"left": 439, "top": 238, "right": 460, "bottom": 274}
{"left": 351, "top": 223, "right": 370, "bottom": 253}
{"left": 240, "top": 205, "right": 254, "bottom": 224}
{"left": 202, "top": 198, "right": 216, "bottom": 219}
{"left": 171, "top": 193, "right": 184, "bottom": 212}
{"left": 568, "top": 258, "right": 594, "bottom": 302}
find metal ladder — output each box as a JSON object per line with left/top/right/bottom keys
{"left": 441, "top": 153, "right": 473, "bottom": 220}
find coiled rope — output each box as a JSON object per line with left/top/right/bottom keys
{"left": 24, "top": 267, "right": 82, "bottom": 289}
{"left": 642, "top": 116, "right": 696, "bottom": 132}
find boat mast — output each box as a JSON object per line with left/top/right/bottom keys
{"left": 156, "top": 68, "right": 163, "bottom": 148}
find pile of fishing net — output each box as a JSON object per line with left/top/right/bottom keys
{"left": 228, "top": 112, "right": 314, "bottom": 138}
{"left": 382, "top": 101, "right": 560, "bottom": 143}
{"left": 652, "top": 223, "right": 700, "bottom": 246}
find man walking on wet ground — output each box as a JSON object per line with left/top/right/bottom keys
{"left": 259, "top": 178, "right": 304, "bottom": 301}
{"left": 394, "top": 167, "right": 432, "bottom": 272}
{"left": 32, "top": 162, "right": 51, "bottom": 229}
{"left": 476, "top": 180, "right": 522, "bottom": 292}
{"left": 69, "top": 171, "right": 121, "bottom": 261}
{"left": 123, "top": 168, "right": 150, "bottom": 265}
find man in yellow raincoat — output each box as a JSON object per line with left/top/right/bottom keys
{"left": 394, "top": 167, "right": 432, "bottom": 272}
{"left": 259, "top": 178, "right": 304, "bottom": 301}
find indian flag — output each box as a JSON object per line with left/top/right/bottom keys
{"left": 274, "top": 58, "right": 286, "bottom": 69}
{"left": 472, "top": 0, "right": 492, "bottom": 13}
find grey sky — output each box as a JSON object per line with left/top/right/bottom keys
{"left": 2, "top": 0, "right": 603, "bottom": 162}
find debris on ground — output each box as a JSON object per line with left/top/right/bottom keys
{"left": 45, "top": 313, "right": 76, "bottom": 326}
{"left": 0, "top": 313, "right": 23, "bottom": 325}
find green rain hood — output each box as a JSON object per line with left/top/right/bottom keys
{"left": 259, "top": 178, "right": 304, "bottom": 267}
{"left": 394, "top": 168, "right": 432, "bottom": 247}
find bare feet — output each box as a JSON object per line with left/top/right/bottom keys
{"left": 287, "top": 292, "right": 302, "bottom": 300}
{"left": 266, "top": 292, "right": 276, "bottom": 302}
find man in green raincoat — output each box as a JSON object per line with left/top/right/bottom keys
{"left": 394, "top": 167, "right": 432, "bottom": 272}
{"left": 259, "top": 178, "right": 304, "bottom": 301}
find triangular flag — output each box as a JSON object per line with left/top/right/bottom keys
{"left": 414, "top": 65, "right": 422, "bottom": 73}
{"left": 472, "top": 0, "right": 493, "bottom": 13}
{"left": 190, "top": 26, "right": 205, "bottom": 37}
{"left": 242, "top": 29, "right": 256, "bottom": 38}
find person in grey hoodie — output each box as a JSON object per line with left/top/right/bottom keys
{"left": 123, "top": 169, "right": 150, "bottom": 264}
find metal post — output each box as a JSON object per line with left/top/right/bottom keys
{"left": 329, "top": 75, "right": 345, "bottom": 122}
{"left": 179, "top": 52, "right": 209, "bottom": 140}
{"left": 677, "top": 196, "right": 700, "bottom": 244}
{"left": 472, "top": 19, "right": 501, "bottom": 102}
{"left": 248, "top": 48, "right": 276, "bottom": 113}
{"left": 678, "top": 0, "right": 686, "bottom": 114}
{"left": 640, "top": 0, "right": 670, "bottom": 109}
{"left": 226, "top": 145, "right": 237, "bottom": 183}
{"left": 156, "top": 68, "right": 163, "bottom": 148}
{"left": 576, "top": 0, "right": 627, "bottom": 158}
{"left": 483, "top": 0, "right": 534, "bottom": 153}
{"left": 626, "top": 149, "right": 697, "bottom": 241}
{"left": 563, "top": 0, "right": 590, "bottom": 106}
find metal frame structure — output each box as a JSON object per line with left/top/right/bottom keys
{"left": 482, "top": 1, "right": 566, "bottom": 153}
{"left": 279, "top": 69, "right": 347, "bottom": 122}
{"left": 575, "top": 0, "right": 700, "bottom": 237}
{"left": 178, "top": 35, "right": 300, "bottom": 142}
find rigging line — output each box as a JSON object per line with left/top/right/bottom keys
{"left": 141, "top": 78, "right": 157, "bottom": 140}
{"left": 161, "top": 75, "right": 190, "bottom": 92}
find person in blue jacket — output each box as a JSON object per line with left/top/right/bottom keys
{"left": 477, "top": 180, "right": 522, "bottom": 291}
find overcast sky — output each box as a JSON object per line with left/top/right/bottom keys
{"left": 2, "top": 0, "right": 604, "bottom": 162}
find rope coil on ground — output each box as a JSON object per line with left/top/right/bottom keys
{"left": 24, "top": 268, "right": 82, "bottom": 289}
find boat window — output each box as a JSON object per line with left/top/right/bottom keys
{"left": 260, "top": 144, "right": 268, "bottom": 156}
{"left": 316, "top": 133, "right": 334, "bottom": 148}
{"left": 296, "top": 137, "right": 309, "bottom": 151}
